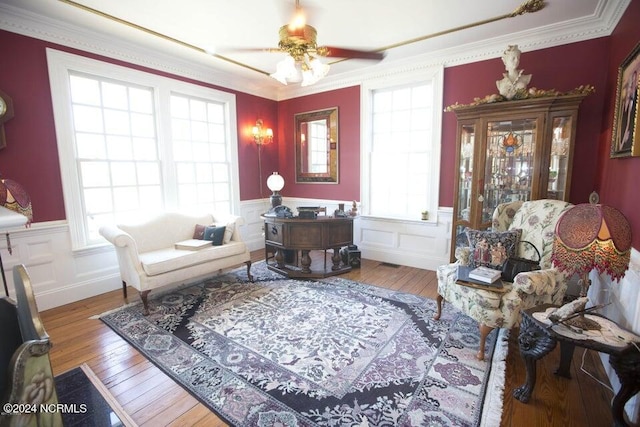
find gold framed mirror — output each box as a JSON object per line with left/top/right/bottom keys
{"left": 295, "top": 107, "right": 339, "bottom": 183}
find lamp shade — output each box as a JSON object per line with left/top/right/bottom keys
{"left": 266, "top": 172, "right": 285, "bottom": 192}
{"left": 552, "top": 204, "right": 631, "bottom": 281}
{"left": 0, "top": 178, "right": 32, "bottom": 225}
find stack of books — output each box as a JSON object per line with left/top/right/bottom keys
{"left": 468, "top": 266, "right": 502, "bottom": 283}
{"left": 457, "top": 265, "right": 503, "bottom": 288}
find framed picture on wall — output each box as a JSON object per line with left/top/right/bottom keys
{"left": 611, "top": 41, "right": 640, "bottom": 158}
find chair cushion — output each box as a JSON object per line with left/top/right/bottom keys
{"left": 466, "top": 228, "right": 522, "bottom": 269}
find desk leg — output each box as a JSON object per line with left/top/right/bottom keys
{"left": 275, "top": 248, "right": 285, "bottom": 268}
{"left": 331, "top": 247, "right": 341, "bottom": 271}
{"left": 513, "top": 313, "right": 557, "bottom": 403}
{"left": 609, "top": 352, "right": 640, "bottom": 427}
{"left": 300, "top": 250, "right": 312, "bottom": 273}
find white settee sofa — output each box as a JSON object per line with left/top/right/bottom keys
{"left": 99, "top": 212, "right": 252, "bottom": 314}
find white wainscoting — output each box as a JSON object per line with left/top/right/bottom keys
{"left": 1, "top": 200, "right": 271, "bottom": 312}
{"left": 1, "top": 197, "right": 452, "bottom": 311}
{"left": 587, "top": 247, "right": 640, "bottom": 423}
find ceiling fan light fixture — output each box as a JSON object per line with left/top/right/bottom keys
{"left": 300, "top": 57, "right": 330, "bottom": 86}
{"left": 270, "top": 56, "right": 298, "bottom": 85}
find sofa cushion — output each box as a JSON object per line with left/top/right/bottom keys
{"left": 193, "top": 224, "right": 207, "bottom": 239}
{"left": 203, "top": 225, "right": 225, "bottom": 246}
{"left": 139, "top": 241, "right": 247, "bottom": 276}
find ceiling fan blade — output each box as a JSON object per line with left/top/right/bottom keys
{"left": 321, "top": 46, "right": 385, "bottom": 60}
{"left": 217, "top": 47, "right": 283, "bottom": 54}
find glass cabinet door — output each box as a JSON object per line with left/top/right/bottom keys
{"left": 548, "top": 115, "right": 572, "bottom": 200}
{"left": 457, "top": 123, "right": 475, "bottom": 223}
{"left": 482, "top": 117, "right": 537, "bottom": 221}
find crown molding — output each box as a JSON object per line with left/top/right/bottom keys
{"left": 274, "top": 0, "right": 630, "bottom": 100}
{"left": 0, "top": 0, "right": 629, "bottom": 102}
{"left": 0, "top": 2, "right": 280, "bottom": 100}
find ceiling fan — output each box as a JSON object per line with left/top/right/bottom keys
{"left": 242, "top": 0, "right": 385, "bottom": 86}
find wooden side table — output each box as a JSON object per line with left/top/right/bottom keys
{"left": 513, "top": 304, "right": 640, "bottom": 427}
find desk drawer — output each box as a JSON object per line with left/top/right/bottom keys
{"left": 265, "top": 221, "right": 284, "bottom": 245}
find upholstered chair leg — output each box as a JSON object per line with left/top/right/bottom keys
{"left": 122, "top": 281, "right": 127, "bottom": 298}
{"left": 433, "top": 294, "right": 444, "bottom": 320}
{"left": 245, "top": 261, "right": 253, "bottom": 282}
{"left": 140, "top": 290, "right": 151, "bottom": 316}
{"left": 477, "top": 324, "right": 494, "bottom": 360}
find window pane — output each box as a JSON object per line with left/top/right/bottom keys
{"left": 101, "top": 82, "right": 128, "bottom": 109}
{"left": 61, "top": 67, "right": 236, "bottom": 248}
{"left": 70, "top": 75, "right": 101, "bottom": 105}
{"left": 76, "top": 133, "right": 106, "bottom": 159}
{"left": 370, "top": 81, "right": 436, "bottom": 219}
{"left": 80, "top": 161, "right": 110, "bottom": 187}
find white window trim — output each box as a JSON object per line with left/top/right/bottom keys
{"left": 46, "top": 48, "right": 240, "bottom": 250}
{"left": 360, "top": 65, "right": 444, "bottom": 223}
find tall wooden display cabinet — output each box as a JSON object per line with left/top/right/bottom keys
{"left": 449, "top": 93, "right": 589, "bottom": 260}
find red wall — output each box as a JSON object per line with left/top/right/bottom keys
{"left": 2, "top": 2, "right": 639, "bottom": 250}
{"left": 0, "top": 30, "right": 278, "bottom": 222}
{"left": 597, "top": 0, "right": 640, "bottom": 249}
{"left": 277, "top": 86, "right": 360, "bottom": 201}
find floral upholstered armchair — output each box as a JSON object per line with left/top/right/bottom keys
{"left": 434, "top": 199, "right": 574, "bottom": 360}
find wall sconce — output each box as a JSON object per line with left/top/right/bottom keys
{"left": 252, "top": 119, "right": 273, "bottom": 145}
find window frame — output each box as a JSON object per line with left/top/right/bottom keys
{"left": 46, "top": 48, "right": 240, "bottom": 250}
{"left": 360, "top": 66, "right": 444, "bottom": 222}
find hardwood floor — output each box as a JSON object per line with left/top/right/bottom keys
{"left": 40, "top": 250, "right": 616, "bottom": 426}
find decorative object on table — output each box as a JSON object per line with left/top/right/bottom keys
{"left": 610, "top": 41, "right": 640, "bottom": 158}
{"left": 339, "top": 244, "right": 361, "bottom": 268}
{"left": 501, "top": 240, "right": 541, "bottom": 282}
{"left": 297, "top": 206, "right": 318, "bottom": 219}
{"left": 421, "top": 210, "right": 429, "bottom": 220}
{"left": 468, "top": 265, "right": 502, "bottom": 283}
{"left": 0, "top": 89, "right": 15, "bottom": 150}
{"left": 552, "top": 202, "right": 632, "bottom": 297}
{"left": 496, "top": 45, "right": 532, "bottom": 100}
{"left": 349, "top": 200, "right": 358, "bottom": 216}
{"left": 100, "top": 262, "right": 508, "bottom": 427}
{"left": 334, "top": 202, "right": 348, "bottom": 217}
{"left": 263, "top": 172, "right": 292, "bottom": 217}
{"left": 546, "top": 296, "right": 602, "bottom": 330}
{"left": 0, "top": 177, "right": 32, "bottom": 296}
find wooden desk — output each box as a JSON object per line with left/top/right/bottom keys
{"left": 513, "top": 304, "right": 640, "bottom": 427}
{"left": 262, "top": 216, "right": 353, "bottom": 278}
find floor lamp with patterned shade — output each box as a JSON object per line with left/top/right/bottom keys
{"left": 552, "top": 203, "right": 632, "bottom": 301}
{"left": 0, "top": 177, "right": 32, "bottom": 296}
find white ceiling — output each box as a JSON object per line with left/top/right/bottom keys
{"left": 0, "top": 0, "right": 630, "bottom": 99}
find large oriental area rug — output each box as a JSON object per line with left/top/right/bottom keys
{"left": 100, "top": 263, "right": 507, "bottom": 426}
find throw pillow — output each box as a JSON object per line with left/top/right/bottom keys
{"left": 204, "top": 225, "right": 226, "bottom": 246}
{"left": 216, "top": 221, "right": 235, "bottom": 244}
{"left": 193, "top": 224, "right": 206, "bottom": 240}
{"left": 466, "top": 228, "right": 522, "bottom": 269}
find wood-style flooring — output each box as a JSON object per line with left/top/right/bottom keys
{"left": 40, "top": 250, "right": 617, "bottom": 426}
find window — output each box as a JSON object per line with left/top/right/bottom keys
{"left": 47, "top": 49, "right": 239, "bottom": 249}
{"left": 361, "top": 66, "right": 443, "bottom": 221}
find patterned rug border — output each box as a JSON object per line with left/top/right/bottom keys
{"left": 98, "top": 262, "right": 508, "bottom": 426}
